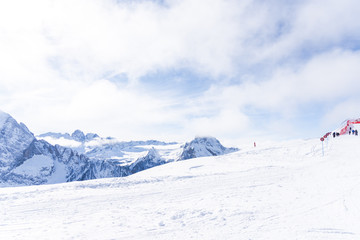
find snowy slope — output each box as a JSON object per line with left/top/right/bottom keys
{"left": 1, "top": 135, "right": 360, "bottom": 239}
{"left": 12, "top": 155, "right": 53, "bottom": 177}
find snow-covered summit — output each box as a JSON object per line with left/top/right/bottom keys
{"left": 180, "top": 137, "right": 238, "bottom": 160}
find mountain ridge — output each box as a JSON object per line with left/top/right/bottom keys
{"left": 0, "top": 111, "right": 238, "bottom": 187}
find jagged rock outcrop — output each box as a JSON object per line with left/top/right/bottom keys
{"left": 2, "top": 139, "right": 91, "bottom": 185}
{"left": 0, "top": 111, "right": 35, "bottom": 171}
{"left": 71, "top": 130, "right": 86, "bottom": 142}
{"left": 129, "top": 148, "right": 165, "bottom": 174}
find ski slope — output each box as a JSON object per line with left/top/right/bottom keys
{"left": 1, "top": 136, "right": 360, "bottom": 239}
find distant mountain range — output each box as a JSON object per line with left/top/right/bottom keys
{"left": 0, "top": 110, "right": 238, "bottom": 187}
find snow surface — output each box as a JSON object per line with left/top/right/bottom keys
{"left": 1, "top": 136, "right": 360, "bottom": 239}
{"left": 12, "top": 155, "right": 53, "bottom": 177}
{"left": 46, "top": 160, "right": 67, "bottom": 184}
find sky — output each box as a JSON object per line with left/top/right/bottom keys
{"left": 1, "top": 0, "right": 360, "bottom": 145}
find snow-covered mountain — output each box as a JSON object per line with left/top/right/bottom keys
{"left": 0, "top": 112, "right": 97, "bottom": 186}
{"left": 179, "top": 136, "right": 238, "bottom": 160}
{"left": 37, "top": 130, "right": 238, "bottom": 174}
{"left": 0, "top": 111, "right": 237, "bottom": 186}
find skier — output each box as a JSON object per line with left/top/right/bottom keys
{"left": 254, "top": 142, "right": 256, "bottom": 147}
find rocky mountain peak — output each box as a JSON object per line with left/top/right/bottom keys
{"left": 71, "top": 130, "right": 86, "bottom": 142}
{"left": 180, "top": 136, "right": 238, "bottom": 160}
{"left": 129, "top": 147, "right": 164, "bottom": 174}
{"left": 0, "top": 112, "right": 35, "bottom": 170}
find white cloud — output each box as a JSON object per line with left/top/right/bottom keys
{"left": 193, "top": 49, "right": 360, "bottom": 139}
{"left": 13, "top": 79, "right": 183, "bottom": 140}
{"left": 243, "top": 49, "right": 360, "bottom": 110}
{"left": 257, "top": 0, "right": 360, "bottom": 62}
{"left": 1, "top": 0, "right": 360, "bottom": 143}
{"left": 35, "top": 0, "right": 255, "bottom": 80}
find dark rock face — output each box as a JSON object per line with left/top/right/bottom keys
{"left": 87, "top": 160, "right": 129, "bottom": 179}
